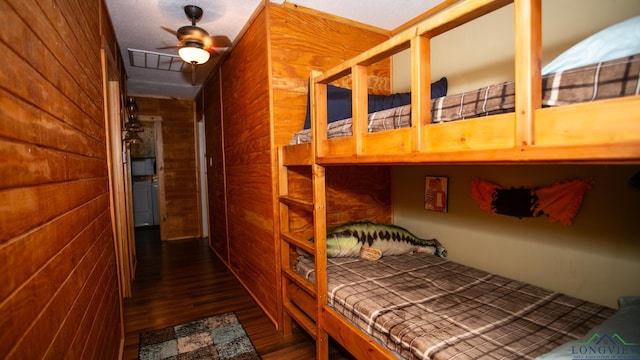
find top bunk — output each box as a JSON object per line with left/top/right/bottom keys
{"left": 279, "top": 0, "right": 640, "bottom": 166}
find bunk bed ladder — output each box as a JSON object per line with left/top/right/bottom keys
{"left": 278, "top": 147, "right": 329, "bottom": 359}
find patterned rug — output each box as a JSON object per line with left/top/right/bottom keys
{"left": 138, "top": 312, "right": 261, "bottom": 359}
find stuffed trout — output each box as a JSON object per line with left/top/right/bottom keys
{"left": 303, "top": 221, "right": 447, "bottom": 259}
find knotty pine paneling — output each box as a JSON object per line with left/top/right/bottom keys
{"left": 326, "top": 166, "right": 393, "bottom": 227}
{"left": 0, "top": 193, "right": 110, "bottom": 306}
{"left": 0, "top": 178, "right": 109, "bottom": 243}
{"left": 220, "top": 9, "right": 278, "bottom": 322}
{"left": 0, "top": 0, "right": 122, "bottom": 359}
{"left": 203, "top": 3, "right": 395, "bottom": 328}
{"left": 268, "top": 2, "right": 393, "bottom": 256}
{"left": 268, "top": 4, "right": 391, "bottom": 147}
{"left": 282, "top": 165, "right": 393, "bottom": 232}
{"left": 4, "top": 212, "right": 112, "bottom": 358}
{"left": 0, "top": 139, "right": 108, "bottom": 189}
{"left": 0, "top": 1, "right": 103, "bottom": 123}
{"left": 0, "top": 90, "right": 107, "bottom": 160}
{"left": 135, "top": 97, "right": 202, "bottom": 241}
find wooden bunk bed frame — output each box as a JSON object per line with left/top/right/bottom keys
{"left": 277, "top": 0, "right": 640, "bottom": 359}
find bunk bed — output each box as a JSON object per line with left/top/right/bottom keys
{"left": 277, "top": 0, "right": 640, "bottom": 359}
{"left": 281, "top": 1, "right": 640, "bottom": 165}
{"left": 294, "top": 252, "right": 615, "bottom": 359}
{"left": 289, "top": 53, "right": 640, "bottom": 145}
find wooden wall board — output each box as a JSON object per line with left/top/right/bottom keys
{"left": 268, "top": 4, "right": 392, "bottom": 147}
{"left": 65, "top": 236, "right": 120, "bottom": 360}
{"left": 0, "top": 0, "right": 103, "bottom": 118}
{"left": 219, "top": 8, "right": 278, "bottom": 322}
{"left": 0, "top": 46, "right": 104, "bottom": 143}
{"left": 326, "top": 166, "right": 393, "bottom": 227}
{"left": 200, "top": 2, "right": 395, "bottom": 329}
{"left": 0, "top": 193, "right": 110, "bottom": 302}
{"left": 0, "top": 140, "right": 108, "bottom": 189}
{"left": 0, "top": 178, "right": 109, "bottom": 244}
{"left": 47, "top": 261, "right": 116, "bottom": 359}
{"left": 0, "top": 0, "right": 123, "bottom": 358}
{"left": 4, "top": 214, "right": 111, "bottom": 358}
{"left": 0, "top": 90, "right": 107, "bottom": 160}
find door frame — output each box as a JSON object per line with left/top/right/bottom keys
{"left": 197, "top": 118, "right": 209, "bottom": 238}
{"left": 101, "top": 43, "right": 135, "bottom": 299}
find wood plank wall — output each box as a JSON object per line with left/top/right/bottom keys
{"left": 268, "top": 3, "right": 394, "bottom": 234}
{"left": 269, "top": 3, "right": 392, "bottom": 146}
{"left": 135, "top": 97, "right": 202, "bottom": 241}
{"left": 220, "top": 8, "right": 277, "bottom": 322}
{"left": 268, "top": 3, "right": 394, "bottom": 239}
{"left": 0, "top": 0, "right": 122, "bottom": 358}
{"left": 205, "top": 2, "right": 394, "bottom": 327}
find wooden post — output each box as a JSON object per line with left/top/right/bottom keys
{"left": 313, "top": 163, "right": 328, "bottom": 359}
{"left": 411, "top": 34, "right": 431, "bottom": 153}
{"left": 514, "top": 0, "right": 541, "bottom": 146}
{"left": 352, "top": 65, "right": 369, "bottom": 156}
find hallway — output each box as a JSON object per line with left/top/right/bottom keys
{"left": 121, "top": 227, "right": 352, "bottom": 359}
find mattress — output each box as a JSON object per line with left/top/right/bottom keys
{"left": 294, "top": 253, "right": 614, "bottom": 360}
{"left": 289, "top": 53, "right": 640, "bottom": 145}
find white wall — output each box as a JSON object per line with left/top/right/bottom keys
{"left": 393, "top": 0, "right": 640, "bottom": 93}
{"left": 391, "top": 0, "right": 640, "bottom": 309}
{"left": 393, "top": 165, "right": 640, "bottom": 309}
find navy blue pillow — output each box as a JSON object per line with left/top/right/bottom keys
{"left": 303, "top": 77, "right": 447, "bottom": 130}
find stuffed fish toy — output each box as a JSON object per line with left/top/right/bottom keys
{"left": 301, "top": 221, "right": 447, "bottom": 260}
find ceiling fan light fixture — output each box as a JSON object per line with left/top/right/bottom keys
{"left": 178, "top": 43, "right": 210, "bottom": 64}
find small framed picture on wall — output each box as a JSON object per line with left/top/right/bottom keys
{"left": 425, "top": 176, "right": 448, "bottom": 212}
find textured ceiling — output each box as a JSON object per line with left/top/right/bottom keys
{"left": 104, "top": 0, "right": 446, "bottom": 99}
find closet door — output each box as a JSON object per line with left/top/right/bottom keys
{"left": 203, "top": 70, "right": 229, "bottom": 263}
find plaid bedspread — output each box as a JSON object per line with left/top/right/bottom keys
{"left": 294, "top": 253, "right": 614, "bottom": 360}
{"left": 289, "top": 54, "right": 640, "bottom": 144}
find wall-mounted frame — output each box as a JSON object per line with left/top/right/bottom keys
{"left": 425, "top": 176, "right": 448, "bottom": 212}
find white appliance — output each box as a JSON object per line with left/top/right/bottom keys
{"left": 131, "top": 158, "right": 155, "bottom": 176}
{"left": 131, "top": 158, "right": 159, "bottom": 227}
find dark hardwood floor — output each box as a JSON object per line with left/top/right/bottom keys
{"left": 122, "top": 226, "right": 353, "bottom": 359}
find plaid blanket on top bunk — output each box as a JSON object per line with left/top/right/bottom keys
{"left": 289, "top": 54, "right": 640, "bottom": 144}
{"left": 294, "top": 253, "right": 614, "bottom": 360}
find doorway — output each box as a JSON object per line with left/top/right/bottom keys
{"left": 130, "top": 120, "right": 160, "bottom": 229}
{"left": 101, "top": 48, "right": 135, "bottom": 299}
{"left": 130, "top": 116, "right": 165, "bottom": 239}
{"left": 198, "top": 119, "right": 209, "bottom": 238}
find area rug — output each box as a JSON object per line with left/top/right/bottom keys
{"left": 138, "top": 312, "right": 261, "bottom": 359}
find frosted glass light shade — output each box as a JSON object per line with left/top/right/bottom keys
{"left": 178, "top": 46, "right": 210, "bottom": 64}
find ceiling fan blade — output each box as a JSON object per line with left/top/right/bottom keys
{"left": 156, "top": 45, "right": 178, "bottom": 50}
{"left": 161, "top": 26, "right": 178, "bottom": 36}
{"left": 177, "top": 25, "right": 210, "bottom": 40}
{"left": 207, "top": 35, "right": 231, "bottom": 49}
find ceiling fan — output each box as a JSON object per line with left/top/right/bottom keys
{"left": 159, "top": 5, "right": 231, "bottom": 85}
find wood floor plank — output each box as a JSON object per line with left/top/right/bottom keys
{"left": 122, "top": 227, "right": 354, "bottom": 359}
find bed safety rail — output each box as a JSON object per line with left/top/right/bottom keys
{"left": 308, "top": 0, "right": 640, "bottom": 164}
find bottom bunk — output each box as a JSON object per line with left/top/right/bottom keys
{"left": 294, "top": 252, "right": 623, "bottom": 360}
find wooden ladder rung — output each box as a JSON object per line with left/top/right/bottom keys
{"left": 283, "top": 301, "right": 317, "bottom": 339}
{"left": 279, "top": 195, "right": 314, "bottom": 212}
{"left": 282, "top": 267, "right": 316, "bottom": 296}
{"left": 280, "top": 144, "right": 313, "bottom": 166}
{"left": 281, "top": 231, "right": 314, "bottom": 255}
